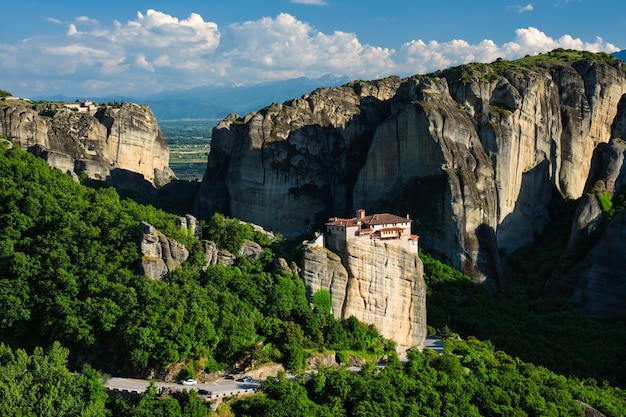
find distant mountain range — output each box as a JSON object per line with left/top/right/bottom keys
{"left": 34, "top": 74, "right": 353, "bottom": 122}
{"left": 612, "top": 49, "right": 626, "bottom": 62}
{"left": 34, "top": 50, "right": 626, "bottom": 121}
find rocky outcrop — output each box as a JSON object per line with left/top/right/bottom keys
{"left": 580, "top": 402, "right": 608, "bottom": 417}
{"left": 543, "top": 136, "right": 626, "bottom": 320}
{"left": 203, "top": 240, "right": 235, "bottom": 267}
{"left": 138, "top": 221, "right": 189, "bottom": 281}
{"left": 0, "top": 101, "right": 174, "bottom": 185}
{"left": 301, "top": 239, "right": 427, "bottom": 348}
{"left": 196, "top": 52, "right": 626, "bottom": 285}
{"left": 195, "top": 78, "right": 398, "bottom": 238}
{"left": 176, "top": 214, "right": 203, "bottom": 240}
{"left": 239, "top": 240, "right": 264, "bottom": 259}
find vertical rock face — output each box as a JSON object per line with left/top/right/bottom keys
{"left": 301, "top": 240, "right": 427, "bottom": 348}
{"left": 197, "top": 52, "right": 626, "bottom": 286}
{"left": 195, "top": 78, "right": 401, "bottom": 236}
{"left": 94, "top": 104, "right": 173, "bottom": 184}
{"left": 353, "top": 77, "right": 499, "bottom": 282}
{"left": 0, "top": 101, "right": 174, "bottom": 185}
{"left": 544, "top": 135, "right": 626, "bottom": 320}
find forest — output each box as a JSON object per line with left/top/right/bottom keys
{"left": 1, "top": 142, "right": 626, "bottom": 416}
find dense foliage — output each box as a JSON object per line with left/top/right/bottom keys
{"left": 440, "top": 49, "right": 622, "bottom": 84}
{"left": 0, "top": 143, "right": 389, "bottom": 375}
{"left": 0, "top": 342, "right": 108, "bottom": 416}
{"left": 420, "top": 197, "right": 626, "bottom": 387}
{"left": 2, "top": 140, "right": 626, "bottom": 415}
{"left": 233, "top": 337, "right": 626, "bottom": 417}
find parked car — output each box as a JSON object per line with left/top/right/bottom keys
{"left": 242, "top": 376, "right": 252, "bottom": 382}
{"left": 181, "top": 378, "right": 197, "bottom": 385}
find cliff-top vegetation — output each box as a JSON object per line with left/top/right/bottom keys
{"left": 439, "top": 48, "right": 622, "bottom": 84}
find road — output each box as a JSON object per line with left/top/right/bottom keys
{"left": 105, "top": 376, "right": 260, "bottom": 398}
{"left": 423, "top": 336, "right": 444, "bottom": 353}
{"left": 106, "top": 338, "right": 444, "bottom": 397}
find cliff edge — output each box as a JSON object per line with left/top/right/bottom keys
{"left": 301, "top": 239, "right": 427, "bottom": 348}
{"left": 0, "top": 100, "right": 174, "bottom": 185}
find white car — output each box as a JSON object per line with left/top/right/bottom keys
{"left": 181, "top": 379, "right": 197, "bottom": 385}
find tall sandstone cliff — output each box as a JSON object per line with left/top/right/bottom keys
{"left": 301, "top": 240, "right": 427, "bottom": 348}
{"left": 0, "top": 101, "right": 174, "bottom": 185}
{"left": 196, "top": 52, "right": 626, "bottom": 286}
{"left": 544, "top": 127, "right": 626, "bottom": 320}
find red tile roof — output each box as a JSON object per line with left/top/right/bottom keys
{"left": 326, "top": 211, "right": 411, "bottom": 228}
{"left": 361, "top": 213, "right": 410, "bottom": 226}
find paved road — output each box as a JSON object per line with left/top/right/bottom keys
{"left": 107, "top": 338, "right": 444, "bottom": 396}
{"left": 105, "top": 376, "right": 260, "bottom": 398}
{"left": 423, "top": 336, "right": 444, "bottom": 353}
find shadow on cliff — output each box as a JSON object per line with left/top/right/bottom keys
{"left": 496, "top": 160, "right": 555, "bottom": 256}
{"left": 83, "top": 169, "right": 201, "bottom": 215}
{"left": 195, "top": 94, "right": 392, "bottom": 237}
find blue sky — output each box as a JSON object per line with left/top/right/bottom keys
{"left": 1, "top": 0, "right": 623, "bottom": 98}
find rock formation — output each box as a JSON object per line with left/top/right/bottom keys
{"left": 196, "top": 51, "right": 626, "bottom": 285}
{"left": 301, "top": 240, "right": 427, "bottom": 348}
{"left": 0, "top": 101, "right": 174, "bottom": 185}
{"left": 543, "top": 135, "right": 626, "bottom": 320}
{"left": 138, "top": 221, "right": 189, "bottom": 281}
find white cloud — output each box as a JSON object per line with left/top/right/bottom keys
{"left": 398, "top": 27, "right": 619, "bottom": 75}
{"left": 0, "top": 10, "right": 621, "bottom": 98}
{"left": 136, "top": 54, "right": 155, "bottom": 72}
{"left": 67, "top": 24, "right": 79, "bottom": 36}
{"left": 74, "top": 16, "right": 100, "bottom": 26}
{"left": 511, "top": 4, "right": 534, "bottom": 13}
{"left": 221, "top": 13, "right": 394, "bottom": 83}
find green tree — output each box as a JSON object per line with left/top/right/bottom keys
{"left": 0, "top": 342, "right": 108, "bottom": 417}
{"left": 205, "top": 213, "right": 253, "bottom": 253}
{"left": 312, "top": 289, "right": 332, "bottom": 315}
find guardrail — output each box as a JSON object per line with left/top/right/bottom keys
{"left": 105, "top": 386, "right": 259, "bottom": 401}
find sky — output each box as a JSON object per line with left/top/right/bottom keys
{"left": 1, "top": 0, "right": 623, "bottom": 99}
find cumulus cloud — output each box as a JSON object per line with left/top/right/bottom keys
{"left": 0, "top": 9, "right": 621, "bottom": 97}
{"left": 397, "top": 26, "right": 619, "bottom": 75}
{"left": 1, "top": 9, "right": 222, "bottom": 95}
{"left": 222, "top": 13, "right": 394, "bottom": 83}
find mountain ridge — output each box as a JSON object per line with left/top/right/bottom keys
{"left": 31, "top": 74, "right": 352, "bottom": 121}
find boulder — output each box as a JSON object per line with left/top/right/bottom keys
{"left": 239, "top": 240, "right": 263, "bottom": 259}
{"left": 138, "top": 221, "right": 189, "bottom": 281}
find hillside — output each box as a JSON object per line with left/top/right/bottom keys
{"left": 0, "top": 141, "right": 396, "bottom": 373}
{"left": 3, "top": 139, "right": 626, "bottom": 416}
{"left": 3, "top": 49, "right": 626, "bottom": 415}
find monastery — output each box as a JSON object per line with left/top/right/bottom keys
{"left": 319, "top": 209, "right": 419, "bottom": 253}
